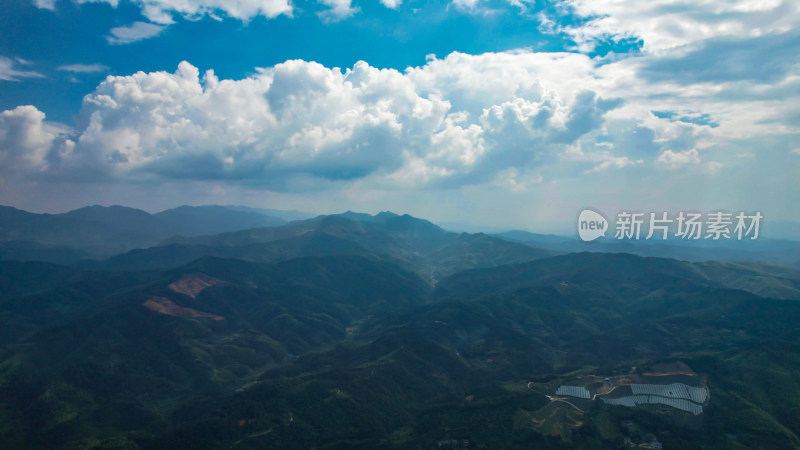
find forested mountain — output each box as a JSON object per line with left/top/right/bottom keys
{"left": 0, "top": 205, "right": 287, "bottom": 262}
{"left": 0, "top": 236, "right": 799, "bottom": 448}
{"left": 1, "top": 205, "right": 800, "bottom": 448}
{"left": 97, "top": 213, "right": 555, "bottom": 282}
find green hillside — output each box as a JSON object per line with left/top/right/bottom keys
{"left": 0, "top": 247, "right": 799, "bottom": 448}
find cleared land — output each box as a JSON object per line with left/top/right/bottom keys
{"left": 168, "top": 273, "right": 228, "bottom": 298}
{"left": 144, "top": 296, "right": 225, "bottom": 320}
{"left": 550, "top": 362, "right": 709, "bottom": 416}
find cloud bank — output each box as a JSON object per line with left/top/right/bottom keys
{"left": 3, "top": 41, "right": 796, "bottom": 191}
{"left": 0, "top": 54, "right": 636, "bottom": 189}
{"left": 10, "top": 0, "right": 799, "bottom": 223}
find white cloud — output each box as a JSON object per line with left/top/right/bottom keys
{"left": 656, "top": 148, "right": 701, "bottom": 170}
{"left": 504, "top": 0, "right": 535, "bottom": 12}
{"left": 85, "top": 0, "right": 350, "bottom": 37}
{"left": 0, "top": 56, "right": 44, "bottom": 82}
{"left": 555, "top": 0, "right": 800, "bottom": 53}
{"left": 0, "top": 106, "right": 72, "bottom": 171}
{"left": 106, "top": 22, "right": 166, "bottom": 45}
{"left": 1, "top": 43, "right": 797, "bottom": 204}
{"left": 75, "top": 0, "right": 293, "bottom": 24}
{"left": 0, "top": 54, "right": 631, "bottom": 188}
{"left": 380, "top": 0, "right": 401, "bottom": 9}
{"left": 32, "top": 0, "right": 56, "bottom": 10}
{"left": 317, "top": 0, "right": 357, "bottom": 20}
{"left": 58, "top": 63, "right": 109, "bottom": 73}
{"left": 7, "top": 1, "right": 800, "bottom": 222}
{"left": 448, "top": 0, "right": 502, "bottom": 16}
{"left": 451, "top": 0, "right": 480, "bottom": 10}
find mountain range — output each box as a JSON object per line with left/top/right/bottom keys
{"left": 0, "top": 204, "right": 799, "bottom": 448}
{"left": 0, "top": 205, "right": 290, "bottom": 263}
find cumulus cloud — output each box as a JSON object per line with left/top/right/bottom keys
{"left": 0, "top": 106, "right": 72, "bottom": 172}
{"left": 9, "top": 0, "right": 799, "bottom": 223}
{"left": 0, "top": 54, "right": 633, "bottom": 190}
{"left": 1, "top": 38, "right": 796, "bottom": 198}
{"left": 106, "top": 22, "right": 166, "bottom": 45}
{"left": 0, "top": 56, "right": 44, "bottom": 82}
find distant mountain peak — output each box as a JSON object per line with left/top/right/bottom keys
{"left": 374, "top": 211, "right": 400, "bottom": 220}
{"left": 59, "top": 204, "right": 164, "bottom": 231}
{"left": 64, "top": 204, "right": 152, "bottom": 215}
{"left": 382, "top": 213, "right": 444, "bottom": 233}
{"left": 337, "top": 211, "right": 379, "bottom": 222}
{"left": 325, "top": 211, "right": 443, "bottom": 235}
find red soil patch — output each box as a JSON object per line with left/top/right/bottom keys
{"left": 168, "top": 273, "right": 228, "bottom": 298}
{"left": 143, "top": 296, "right": 224, "bottom": 320}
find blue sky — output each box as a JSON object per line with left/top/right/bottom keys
{"left": 1, "top": 0, "right": 603, "bottom": 122}
{"left": 0, "top": 0, "right": 798, "bottom": 232}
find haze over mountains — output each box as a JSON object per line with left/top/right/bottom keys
{"left": 0, "top": 205, "right": 293, "bottom": 263}
{"left": 498, "top": 229, "right": 800, "bottom": 269}
{"left": 1, "top": 203, "right": 798, "bottom": 271}
{"left": 1, "top": 204, "right": 800, "bottom": 448}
